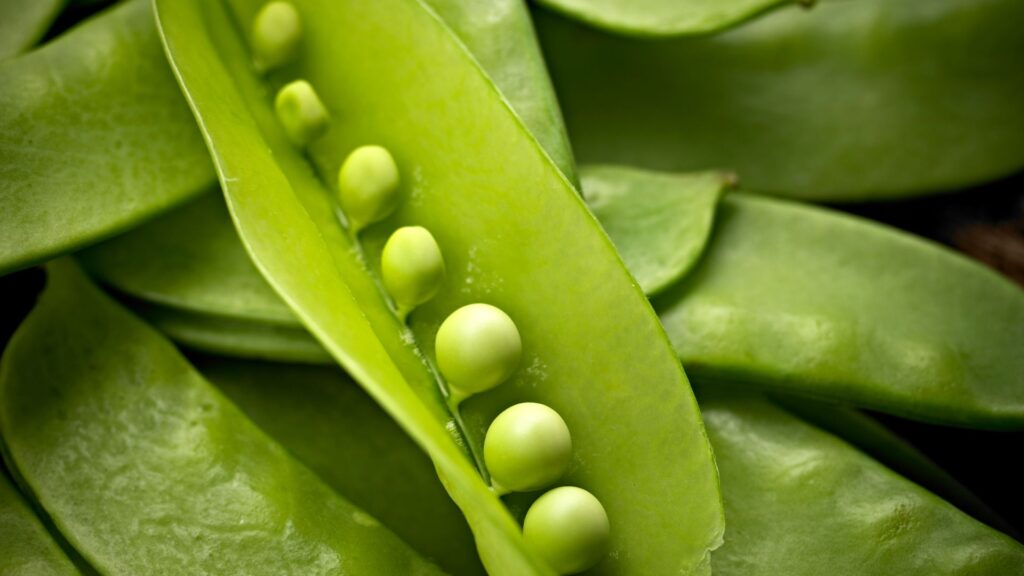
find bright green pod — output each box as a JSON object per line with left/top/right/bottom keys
{"left": 0, "top": 469, "right": 79, "bottom": 575}
{"left": 523, "top": 486, "right": 611, "bottom": 575}
{"left": 701, "top": 388, "right": 1024, "bottom": 575}
{"left": 338, "top": 145, "right": 402, "bottom": 232}
{"left": 382, "top": 226, "right": 446, "bottom": 320}
{"left": 0, "top": 0, "right": 63, "bottom": 60}
{"left": 484, "top": 402, "right": 572, "bottom": 494}
{"left": 436, "top": 303, "right": 523, "bottom": 403}
{"left": 0, "top": 260, "right": 445, "bottom": 575}
{"left": 251, "top": 1, "right": 302, "bottom": 72}
{"left": 274, "top": 79, "right": 329, "bottom": 146}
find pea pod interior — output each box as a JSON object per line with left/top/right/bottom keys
{"left": 154, "top": 0, "right": 724, "bottom": 573}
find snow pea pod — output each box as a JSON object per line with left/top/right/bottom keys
{"left": 0, "top": 0, "right": 64, "bottom": 59}
{"left": 0, "top": 260, "right": 446, "bottom": 575}
{"left": 0, "top": 0, "right": 215, "bottom": 277}
{"left": 155, "top": 0, "right": 722, "bottom": 574}
{"left": 533, "top": 0, "right": 797, "bottom": 37}
{"left": 776, "top": 397, "right": 1011, "bottom": 534}
{"left": 131, "top": 300, "right": 330, "bottom": 364}
{"left": 701, "top": 388, "right": 1024, "bottom": 575}
{"left": 654, "top": 191, "right": 1024, "bottom": 428}
{"left": 0, "top": 468, "right": 79, "bottom": 575}
{"left": 537, "top": 0, "right": 1024, "bottom": 201}
{"left": 202, "top": 358, "right": 484, "bottom": 575}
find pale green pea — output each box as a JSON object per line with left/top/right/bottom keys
{"left": 484, "top": 402, "right": 572, "bottom": 494}
{"left": 274, "top": 80, "right": 329, "bottom": 146}
{"left": 435, "top": 303, "right": 521, "bottom": 403}
{"left": 382, "top": 226, "right": 446, "bottom": 321}
{"left": 337, "top": 145, "right": 401, "bottom": 233}
{"left": 523, "top": 486, "right": 610, "bottom": 575}
{"left": 251, "top": 1, "right": 302, "bottom": 72}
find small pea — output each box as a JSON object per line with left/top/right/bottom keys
{"left": 382, "top": 226, "right": 445, "bottom": 320}
{"left": 484, "top": 403, "right": 572, "bottom": 494}
{"left": 337, "top": 145, "right": 401, "bottom": 232}
{"left": 251, "top": 1, "right": 302, "bottom": 72}
{"left": 435, "top": 303, "right": 521, "bottom": 403}
{"left": 523, "top": 486, "right": 610, "bottom": 575}
{"left": 274, "top": 80, "right": 329, "bottom": 147}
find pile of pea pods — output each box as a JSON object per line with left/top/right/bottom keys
{"left": 1, "top": 0, "right": 1022, "bottom": 574}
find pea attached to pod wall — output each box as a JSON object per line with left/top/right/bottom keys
{"left": 382, "top": 226, "right": 446, "bottom": 321}
{"left": 484, "top": 402, "right": 573, "bottom": 494}
{"left": 274, "top": 79, "right": 330, "bottom": 146}
{"left": 251, "top": 1, "right": 302, "bottom": 72}
{"left": 524, "top": 486, "right": 611, "bottom": 575}
{"left": 338, "top": 145, "right": 401, "bottom": 233}
{"left": 435, "top": 303, "right": 522, "bottom": 404}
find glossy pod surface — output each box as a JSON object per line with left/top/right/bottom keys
{"left": 0, "top": 0, "right": 215, "bottom": 275}
{"left": 538, "top": 0, "right": 1024, "bottom": 200}
{"left": 202, "top": 358, "right": 485, "bottom": 575}
{"left": 655, "top": 193, "right": 1024, "bottom": 428}
{"left": 701, "top": 389, "right": 1024, "bottom": 575}
{"left": 0, "top": 261, "right": 445, "bottom": 575}
{"left": 0, "top": 469, "right": 79, "bottom": 575}
{"left": 155, "top": 0, "right": 723, "bottom": 573}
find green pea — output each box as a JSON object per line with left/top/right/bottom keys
{"left": 337, "top": 145, "right": 401, "bottom": 232}
{"left": 484, "top": 402, "right": 572, "bottom": 494}
{"left": 382, "top": 226, "right": 445, "bottom": 320}
{"left": 273, "top": 79, "right": 329, "bottom": 146}
{"left": 251, "top": 1, "right": 302, "bottom": 72}
{"left": 523, "top": 486, "right": 610, "bottom": 575}
{"left": 435, "top": 303, "right": 521, "bottom": 402}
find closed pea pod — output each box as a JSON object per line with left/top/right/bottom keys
{"left": 338, "top": 145, "right": 401, "bottom": 233}
{"left": 382, "top": 226, "right": 445, "bottom": 321}
{"left": 251, "top": 1, "right": 302, "bottom": 72}
{"left": 435, "top": 303, "right": 522, "bottom": 404}
{"left": 523, "top": 486, "right": 611, "bottom": 575}
{"left": 484, "top": 402, "right": 572, "bottom": 494}
{"left": 274, "top": 79, "right": 329, "bottom": 146}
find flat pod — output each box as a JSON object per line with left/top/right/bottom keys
{"left": 0, "top": 260, "right": 445, "bottom": 575}
{"left": 0, "top": 0, "right": 64, "bottom": 59}
{"left": 537, "top": 0, "right": 1024, "bottom": 200}
{"left": 533, "top": 0, "right": 797, "bottom": 37}
{"left": 154, "top": 0, "right": 723, "bottom": 574}
{"left": 201, "top": 358, "right": 486, "bottom": 575}
{"left": 0, "top": 470, "right": 79, "bottom": 575}
{"left": 0, "top": 0, "right": 215, "bottom": 276}
{"left": 700, "top": 388, "right": 1024, "bottom": 575}
{"left": 654, "top": 192, "right": 1024, "bottom": 428}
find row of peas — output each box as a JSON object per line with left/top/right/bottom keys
{"left": 253, "top": 3, "right": 609, "bottom": 573}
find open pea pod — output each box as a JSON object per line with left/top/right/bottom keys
{"left": 201, "top": 358, "right": 484, "bottom": 575}
{"left": 537, "top": 0, "right": 1024, "bottom": 201}
{"left": 0, "top": 260, "right": 446, "bottom": 574}
{"left": 0, "top": 468, "right": 79, "bottom": 575}
{"left": 533, "top": 0, "right": 798, "bottom": 37}
{"left": 155, "top": 0, "right": 723, "bottom": 573}
{"left": 0, "top": 0, "right": 215, "bottom": 276}
{"left": 700, "top": 388, "right": 1024, "bottom": 575}
{"left": 0, "top": 0, "right": 64, "bottom": 59}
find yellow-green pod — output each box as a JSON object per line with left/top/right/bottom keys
{"left": 274, "top": 80, "right": 329, "bottom": 146}
{"left": 382, "top": 226, "right": 445, "bottom": 321}
{"left": 337, "top": 145, "right": 401, "bottom": 233}
{"left": 251, "top": 1, "right": 301, "bottom": 72}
